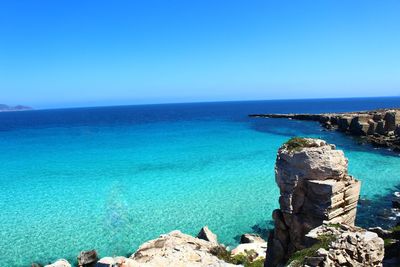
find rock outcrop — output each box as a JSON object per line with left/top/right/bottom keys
{"left": 44, "top": 259, "right": 71, "bottom": 267}
{"left": 77, "top": 250, "right": 98, "bottom": 267}
{"left": 265, "top": 138, "right": 361, "bottom": 266}
{"left": 249, "top": 109, "right": 400, "bottom": 151}
{"left": 289, "top": 224, "right": 384, "bottom": 266}
{"left": 197, "top": 226, "right": 219, "bottom": 244}
{"left": 129, "top": 230, "right": 237, "bottom": 266}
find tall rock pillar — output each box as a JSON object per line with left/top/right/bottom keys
{"left": 265, "top": 138, "right": 361, "bottom": 266}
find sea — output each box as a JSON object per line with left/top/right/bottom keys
{"left": 1, "top": 97, "right": 400, "bottom": 266}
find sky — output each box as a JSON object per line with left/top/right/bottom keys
{"left": 0, "top": 0, "right": 400, "bottom": 108}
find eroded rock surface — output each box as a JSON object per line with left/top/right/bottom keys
{"left": 295, "top": 224, "right": 384, "bottom": 267}
{"left": 265, "top": 138, "right": 361, "bottom": 266}
{"left": 77, "top": 250, "right": 98, "bottom": 267}
{"left": 197, "top": 226, "right": 219, "bottom": 244}
{"left": 130, "top": 230, "right": 237, "bottom": 267}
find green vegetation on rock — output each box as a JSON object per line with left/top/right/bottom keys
{"left": 287, "top": 234, "right": 335, "bottom": 267}
{"left": 210, "top": 246, "right": 265, "bottom": 267}
{"left": 285, "top": 137, "right": 316, "bottom": 152}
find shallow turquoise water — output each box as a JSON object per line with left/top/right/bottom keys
{"left": 0, "top": 99, "right": 399, "bottom": 266}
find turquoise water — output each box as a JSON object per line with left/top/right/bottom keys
{"left": 0, "top": 98, "right": 400, "bottom": 266}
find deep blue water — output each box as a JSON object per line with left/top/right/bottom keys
{"left": 0, "top": 97, "right": 400, "bottom": 266}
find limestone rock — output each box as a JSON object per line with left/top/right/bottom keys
{"left": 130, "top": 230, "right": 237, "bottom": 267}
{"left": 265, "top": 138, "right": 361, "bottom": 266}
{"left": 240, "top": 233, "right": 265, "bottom": 244}
{"left": 350, "top": 115, "right": 372, "bottom": 135}
{"left": 338, "top": 116, "right": 352, "bottom": 131}
{"left": 300, "top": 224, "right": 384, "bottom": 267}
{"left": 231, "top": 242, "right": 267, "bottom": 260}
{"left": 197, "top": 226, "right": 218, "bottom": 244}
{"left": 44, "top": 259, "right": 71, "bottom": 267}
{"left": 97, "top": 257, "right": 139, "bottom": 267}
{"left": 368, "top": 227, "right": 392, "bottom": 239}
{"left": 384, "top": 111, "right": 400, "bottom": 132}
{"left": 77, "top": 250, "right": 98, "bottom": 267}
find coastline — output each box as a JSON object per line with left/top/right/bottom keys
{"left": 1, "top": 100, "right": 400, "bottom": 266}
{"left": 36, "top": 137, "right": 400, "bottom": 267}
{"left": 249, "top": 108, "right": 400, "bottom": 152}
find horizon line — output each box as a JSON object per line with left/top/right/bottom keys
{"left": 14, "top": 94, "right": 400, "bottom": 112}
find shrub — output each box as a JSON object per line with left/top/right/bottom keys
{"left": 285, "top": 137, "right": 315, "bottom": 152}
{"left": 210, "top": 246, "right": 265, "bottom": 267}
{"left": 287, "top": 234, "right": 335, "bottom": 267}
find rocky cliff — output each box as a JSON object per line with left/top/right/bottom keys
{"left": 264, "top": 138, "right": 385, "bottom": 267}
{"left": 36, "top": 138, "right": 388, "bottom": 267}
{"left": 250, "top": 109, "right": 400, "bottom": 151}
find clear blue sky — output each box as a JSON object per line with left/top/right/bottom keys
{"left": 1, "top": 0, "right": 400, "bottom": 108}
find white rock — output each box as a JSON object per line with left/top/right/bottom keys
{"left": 130, "top": 230, "right": 237, "bottom": 267}
{"left": 44, "top": 259, "right": 71, "bottom": 267}
{"left": 231, "top": 242, "right": 267, "bottom": 260}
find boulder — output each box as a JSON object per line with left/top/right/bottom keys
{"left": 77, "top": 250, "right": 98, "bottom": 267}
{"left": 130, "top": 230, "right": 236, "bottom": 266}
{"left": 240, "top": 233, "right": 265, "bottom": 244}
{"left": 44, "top": 259, "right": 71, "bottom": 267}
{"left": 265, "top": 138, "right": 361, "bottom": 267}
{"left": 197, "top": 226, "right": 218, "bottom": 244}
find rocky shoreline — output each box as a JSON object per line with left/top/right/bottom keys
{"left": 34, "top": 138, "right": 400, "bottom": 267}
{"left": 35, "top": 227, "right": 267, "bottom": 267}
{"left": 249, "top": 109, "right": 400, "bottom": 152}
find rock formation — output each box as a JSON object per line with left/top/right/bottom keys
{"left": 197, "top": 225, "right": 219, "bottom": 244}
{"left": 249, "top": 109, "right": 400, "bottom": 151}
{"left": 129, "top": 230, "right": 237, "bottom": 266}
{"left": 289, "top": 224, "right": 384, "bottom": 266}
{"left": 265, "top": 138, "right": 361, "bottom": 266}
{"left": 77, "top": 250, "right": 98, "bottom": 267}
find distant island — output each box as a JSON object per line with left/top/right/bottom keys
{"left": 0, "top": 104, "right": 32, "bottom": 112}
